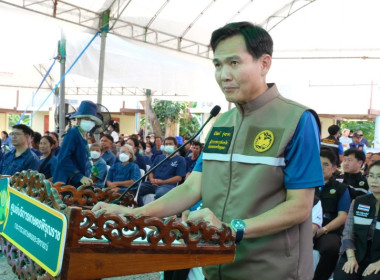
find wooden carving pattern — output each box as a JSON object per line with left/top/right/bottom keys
{"left": 53, "top": 183, "right": 137, "bottom": 208}
{"left": 0, "top": 237, "right": 54, "bottom": 280}
{"left": 71, "top": 209, "right": 235, "bottom": 250}
{"left": 11, "top": 170, "right": 66, "bottom": 211}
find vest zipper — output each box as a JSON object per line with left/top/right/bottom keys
{"left": 218, "top": 109, "right": 245, "bottom": 279}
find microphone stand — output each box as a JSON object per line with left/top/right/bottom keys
{"left": 111, "top": 106, "right": 221, "bottom": 205}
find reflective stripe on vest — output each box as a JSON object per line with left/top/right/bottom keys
{"left": 348, "top": 185, "right": 368, "bottom": 195}
{"left": 321, "top": 142, "right": 339, "bottom": 148}
{"left": 377, "top": 222, "right": 380, "bottom": 231}
{"left": 203, "top": 153, "right": 286, "bottom": 167}
{"left": 354, "top": 216, "right": 372, "bottom": 225}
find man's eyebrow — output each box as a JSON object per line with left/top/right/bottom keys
{"left": 212, "top": 55, "right": 241, "bottom": 63}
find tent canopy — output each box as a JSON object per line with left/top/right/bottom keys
{"left": 1, "top": 0, "right": 380, "bottom": 116}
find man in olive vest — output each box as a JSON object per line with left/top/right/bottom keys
{"left": 93, "top": 22, "right": 324, "bottom": 280}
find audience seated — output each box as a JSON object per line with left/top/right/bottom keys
{"left": 349, "top": 133, "right": 367, "bottom": 154}
{"left": 151, "top": 136, "right": 163, "bottom": 163}
{"left": 339, "top": 128, "right": 352, "bottom": 151}
{"left": 339, "top": 148, "right": 369, "bottom": 199}
{"left": 0, "top": 124, "right": 40, "bottom": 176}
{"left": 321, "top": 125, "right": 343, "bottom": 166}
{"left": 38, "top": 135, "right": 58, "bottom": 181}
{"left": 136, "top": 136, "right": 186, "bottom": 207}
{"left": 106, "top": 144, "right": 140, "bottom": 192}
{"left": 49, "top": 132, "right": 60, "bottom": 156}
{"left": 1, "top": 130, "right": 12, "bottom": 153}
{"left": 126, "top": 136, "right": 147, "bottom": 172}
{"left": 139, "top": 140, "right": 152, "bottom": 166}
{"left": 185, "top": 140, "right": 202, "bottom": 179}
{"left": 313, "top": 148, "right": 351, "bottom": 280}
{"left": 333, "top": 160, "right": 380, "bottom": 280}
{"left": 89, "top": 143, "right": 108, "bottom": 189}
{"left": 101, "top": 134, "right": 116, "bottom": 166}
{"left": 31, "top": 131, "right": 42, "bottom": 157}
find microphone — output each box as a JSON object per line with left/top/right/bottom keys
{"left": 111, "top": 105, "right": 221, "bottom": 205}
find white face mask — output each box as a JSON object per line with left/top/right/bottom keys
{"left": 119, "top": 153, "right": 130, "bottom": 163}
{"left": 80, "top": 119, "right": 95, "bottom": 132}
{"left": 164, "top": 145, "right": 175, "bottom": 154}
{"left": 146, "top": 147, "right": 151, "bottom": 153}
{"left": 90, "top": 150, "right": 100, "bottom": 159}
{"left": 150, "top": 138, "right": 155, "bottom": 143}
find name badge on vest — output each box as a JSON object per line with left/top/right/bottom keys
{"left": 356, "top": 204, "right": 371, "bottom": 218}
{"left": 203, "top": 127, "right": 234, "bottom": 154}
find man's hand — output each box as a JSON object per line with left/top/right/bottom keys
{"left": 363, "top": 260, "right": 380, "bottom": 276}
{"left": 187, "top": 208, "right": 224, "bottom": 229}
{"left": 342, "top": 257, "right": 359, "bottom": 274}
{"left": 80, "top": 176, "right": 93, "bottom": 187}
{"left": 92, "top": 201, "right": 135, "bottom": 216}
{"left": 151, "top": 179, "right": 164, "bottom": 186}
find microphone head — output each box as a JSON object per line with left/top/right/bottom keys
{"left": 210, "top": 105, "right": 221, "bottom": 117}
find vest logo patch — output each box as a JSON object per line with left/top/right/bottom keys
{"left": 356, "top": 211, "right": 369, "bottom": 218}
{"left": 253, "top": 130, "right": 274, "bottom": 153}
{"left": 330, "top": 189, "right": 336, "bottom": 194}
{"left": 359, "top": 181, "right": 365, "bottom": 187}
{"left": 203, "top": 126, "right": 234, "bottom": 154}
{"left": 358, "top": 204, "right": 370, "bottom": 212}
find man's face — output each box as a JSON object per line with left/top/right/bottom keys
{"left": 101, "top": 136, "right": 112, "bottom": 150}
{"left": 353, "top": 136, "right": 361, "bottom": 144}
{"left": 155, "top": 137, "right": 162, "bottom": 147}
{"left": 164, "top": 139, "right": 175, "bottom": 147}
{"left": 11, "top": 129, "right": 28, "bottom": 148}
{"left": 192, "top": 145, "right": 201, "bottom": 158}
{"left": 126, "top": 139, "right": 137, "bottom": 153}
{"left": 320, "top": 156, "right": 336, "bottom": 182}
{"left": 343, "top": 154, "right": 362, "bottom": 174}
{"left": 213, "top": 34, "right": 271, "bottom": 104}
{"left": 90, "top": 145, "right": 101, "bottom": 153}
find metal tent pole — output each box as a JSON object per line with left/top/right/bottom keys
{"left": 97, "top": 10, "right": 110, "bottom": 105}
{"left": 58, "top": 30, "right": 66, "bottom": 143}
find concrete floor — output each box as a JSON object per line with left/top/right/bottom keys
{"left": 0, "top": 254, "right": 161, "bottom": 280}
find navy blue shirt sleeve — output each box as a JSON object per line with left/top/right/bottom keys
{"left": 284, "top": 111, "right": 324, "bottom": 189}
{"left": 337, "top": 189, "right": 351, "bottom": 212}
{"left": 193, "top": 153, "right": 203, "bottom": 172}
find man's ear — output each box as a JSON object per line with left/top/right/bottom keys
{"left": 261, "top": 54, "right": 272, "bottom": 76}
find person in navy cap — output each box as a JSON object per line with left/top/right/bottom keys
{"left": 52, "top": 100, "right": 102, "bottom": 188}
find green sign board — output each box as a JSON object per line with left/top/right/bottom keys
{"left": 0, "top": 178, "right": 67, "bottom": 276}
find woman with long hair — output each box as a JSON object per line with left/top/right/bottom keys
{"left": 39, "top": 135, "right": 58, "bottom": 181}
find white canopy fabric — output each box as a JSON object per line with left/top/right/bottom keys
{"left": 0, "top": 0, "right": 380, "bottom": 116}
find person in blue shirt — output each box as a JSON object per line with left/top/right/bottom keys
{"left": 31, "top": 131, "right": 42, "bottom": 158}
{"left": 89, "top": 143, "right": 108, "bottom": 189}
{"left": 49, "top": 132, "right": 61, "bottom": 156}
{"left": 185, "top": 140, "right": 202, "bottom": 179}
{"left": 126, "top": 137, "right": 146, "bottom": 172}
{"left": 136, "top": 136, "right": 186, "bottom": 206}
{"left": 100, "top": 134, "right": 116, "bottom": 166}
{"left": 138, "top": 140, "right": 152, "bottom": 166}
{"left": 106, "top": 144, "right": 140, "bottom": 192}
{"left": 38, "top": 135, "right": 58, "bottom": 181}
{"left": 0, "top": 124, "right": 40, "bottom": 176}
{"left": 313, "top": 147, "right": 351, "bottom": 280}
{"left": 150, "top": 136, "right": 163, "bottom": 163}
{"left": 52, "top": 100, "right": 102, "bottom": 188}
{"left": 1, "top": 131, "right": 13, "bottom": 153}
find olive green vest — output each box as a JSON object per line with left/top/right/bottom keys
{"left": 202, "top": 84, "right": 314, "bottom": 280}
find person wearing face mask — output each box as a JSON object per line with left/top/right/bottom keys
{"left": 126, "top": 136, "right": 146, "bottom": 172}
{"left": 52, "top": 100, "right": 102, "bottom": 188}
{"left": 89, "top": 143, "right": 107, "bottom": 189}
{"left": 135, "top": 137, "right": 186, "bottom": 207}
{"left": 105, "top": 144, "right": 140, "bottom": 192}
{"left": 139, "top": 140, "right": 152, "bottom": 166}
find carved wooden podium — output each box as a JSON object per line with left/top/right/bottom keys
{"left": 0, "top": 171, "right": 235, "bottom": 280}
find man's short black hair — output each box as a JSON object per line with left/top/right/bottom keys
{"left": 344, "top": 148, "right": 366, "bottom": 163}
{"left": 12, "top": 124, "right": 34, "bottom": 137}
{"left": 164, "top": 136, "right": 178, "bottom": 146}
{"left": 328, "top": 125, "right": 340, "bottom": 136}
{"left": 320, "top": 147, "right": 337, "bottom": 166}
{"left": 139, "top": 140, "right": 146, "bottom": 150}
{"left": 102, "top": 134, "right": 114, "bottom": 143}
{"left": 32, "top": 132, "right": 42, "bottom": 144}
{"left": 210, "top": 21, "right": 273, "bottom": 59}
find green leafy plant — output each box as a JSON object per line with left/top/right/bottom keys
{"left": 340, "top": 121, "right": 375, "bottom": 147}
{"left": 8, "top": 114, "right": 31, "bottom": 129}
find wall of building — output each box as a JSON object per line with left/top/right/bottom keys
{"left": 319, "top": 117, "right": 335, "bottom": 139}
{"left": 114, "top": 114, "right": 136, "bottom": 137}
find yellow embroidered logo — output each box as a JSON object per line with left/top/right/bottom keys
{"left": 253, "top": 130, "right": 274, "bottom": 152}
{"left": 330, "top": 189, "right": 336, "bottom": 194}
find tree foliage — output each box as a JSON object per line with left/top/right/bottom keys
{"left": 340, "top": 120, "right": 375, "bottom": 147}
{"left": 9, "top": 114, "right": 30, "bottom": 129}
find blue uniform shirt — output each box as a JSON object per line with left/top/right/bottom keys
{"left": 134, "top": 152, "right": 147, "bottom": 172}
{"left": 106, "top": 161, "right": 140, "bottom": 188}
{"left": 194, "top": 111, "right": 324, "bottom": 189}
{"left": 92, "top": 157, "right": 108, "bottom": 188}
{"left": 101, "top": 149, "right": 116, "bottom": 166}
{"left": 0, "top": 147, "right": 40, "bottom": 176}
{"left": 52, "top": 126, "right": 90, "bottom": 186}
{"left": 150, "top": 154, "right": 186, "bottom": 180}
{"left": 39, "top": 155, "right": 58, "bottom": 179}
